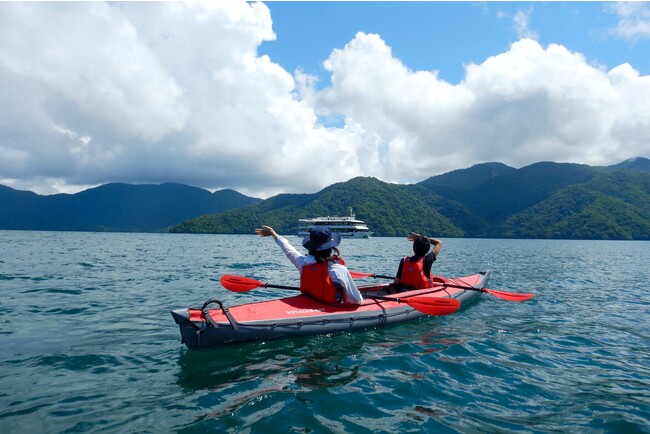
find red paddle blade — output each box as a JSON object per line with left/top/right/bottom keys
{"left": 483, "top": 288, "right": 534, "bottom": 302}
{"left": 349, "top": 271, "right": 375, "bottom": 279}
{"left": 407, "top": 296, "right": 460, "bottom": 316}
{"left": 220, "top": 275, "right": 265, "bottom": 292}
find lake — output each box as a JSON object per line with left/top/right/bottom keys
{"left": 1, "top": 231, "right": 648, "bottom": 433}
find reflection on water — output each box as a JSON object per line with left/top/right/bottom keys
{"left": 176, "top": 333, "right": 369, "bottom": 393}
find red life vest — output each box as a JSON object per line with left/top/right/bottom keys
{"left": 400, "top": 256, "right": 431, "bottom": 289}
{"left": 300, "top": 260, "right": 341, "bottom": 304}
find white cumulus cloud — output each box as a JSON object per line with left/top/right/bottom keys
{"left": 0, "top": 2, "right": 189, "bottom": 188}
{"left": 0, "top": 0, "right": 649, "bottom": 198}
{"left": 513, "top": 9, "right": 539, "bottom": 40}
{"left": 312, "top": 34, "right": 649, "bottom": 183}
{"left": 607, "top": 2, "right": 650, "bottom": 40}
{"left": 0, "top": 1, "right": 369, "bottom": 196}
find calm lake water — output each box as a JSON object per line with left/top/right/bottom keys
{"left": 1, "top": 231, "right": 649, "bottom": 433}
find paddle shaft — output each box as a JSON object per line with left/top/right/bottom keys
{"left": 220, "top": 274, "right": 459, "bottom": 314}
{"left": 265, "top": 282, "right": 386, "bottom": 292}
{"left": 375, "top": 276, "right": 504, "bottom": 296}
{"left": 263, "top": 282, "right": 303, "bottom": 291}
{"left": 371, "top": 274, "right": 396, "bottom": 279}
{"left": 351, "top": 271, "right": 534, "bottom": 301}
{"left": 359, "top": 273, "right": 483, "bottom": 292}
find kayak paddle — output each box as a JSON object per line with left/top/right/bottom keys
{"left": 348, "top": 271, "right": 534, "bottom": 302}
{"left": 220, "top": 274, "right": 460, "bottom": 316}
{"left": 348, "top": 271, "right": 395, "bottom": 279}
{"left": 220, "top": 274, "right": 298, "bottom": 292}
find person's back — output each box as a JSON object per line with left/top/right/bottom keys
{"left": 256, "top": 225, "right": 363, "bottom": 305}
{"left": 400, "top": 255, "right": 431, "bottom": 289}
{"left": 392, "top": 232, "right": 443, "bottom": 290}
{"left": 300, "top": 246, "right": 346, "bottom": 304}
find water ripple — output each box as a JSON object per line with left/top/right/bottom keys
{"left": 1, "top": 233, "right": 649, "bottom": 433}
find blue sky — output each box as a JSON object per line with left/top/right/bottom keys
{"left": 260, "top": 2, "right": 648, "bottom": 85}
{"left": 0, "top": 1, "right": 649, "bottom": 197}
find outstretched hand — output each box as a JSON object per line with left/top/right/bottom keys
{"left": 255, "top": 225, "right": 278, "bottom": 238}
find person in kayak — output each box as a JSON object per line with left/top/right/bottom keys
{"left": 255, "top": 225, "right": 363, "bottom": 306}
{"left": 390, "top": 232, "right": 443, "bottom": 291}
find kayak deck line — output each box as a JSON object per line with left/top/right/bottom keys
{"left": 171, "top": 271, "right": 491, "bottom": 350}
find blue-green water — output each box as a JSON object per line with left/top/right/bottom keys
{"left": 1, "top": 231, "right": 648, "bottom": 433}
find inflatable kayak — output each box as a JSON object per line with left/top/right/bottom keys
{"left": 171, "top": 271, "right": 491, "bottom": 350}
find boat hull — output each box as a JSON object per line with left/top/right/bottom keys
{"left": 298, "top": 213, "right": 372, "bottom": 238}
{"left": 298, "top": 230, "right": 371, "bottom": 239}
{"left": 172, "top": 271, "right": 490, "bottom": 350}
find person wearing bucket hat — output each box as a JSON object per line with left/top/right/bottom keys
{"left": 255, "top": 225, "right": 362, "bottom": 305}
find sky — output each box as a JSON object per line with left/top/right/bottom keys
{"left": 1, "top": 1, "right": 649, "bottom": 198}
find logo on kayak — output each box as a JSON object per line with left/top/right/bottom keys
{"left": 286, "top": 308, "right": 326, "bottom": 315}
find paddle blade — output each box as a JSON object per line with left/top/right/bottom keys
{"left": 484, "top": 288, "right": 534, "bottom": 302}
{"left": 220, "top": 275, "right": 265, "bottom": 292}
{"left": 349, "top": 271, "right": 375, "bottom": 279}
{"left": 407, "top": 296, "right": 460, "bottom": 316}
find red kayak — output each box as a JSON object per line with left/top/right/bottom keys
{"left": 171, "top": 271, "right": 491, "bottom": 350}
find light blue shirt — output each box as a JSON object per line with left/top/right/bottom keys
{"left": 274, "top": 236, "right": 363, "bottom": 305}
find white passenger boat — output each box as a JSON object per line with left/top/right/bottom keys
{"left": 298, "top": 209, "right": 372, "bottom": 238}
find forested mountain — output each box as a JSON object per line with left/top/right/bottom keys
{"left": 418, "top": 162, "right": 517, "bottom": 190}
{"left": 169, "top": 177, "right": 483, "bottom": 237}
{"left": 0, "top": 183, "right": 260, "bottom": 232}
{"left": 3, "top": 158, "right": 649, "bottom": 239}
{"left": 419, "top": 162, "right": 598, "bottom": 224}
{"left": 169, "top": 158, "right": 650, "bottom": 240}
{"left": 606, "top": 156, "right": 650, "bottom": 172}
{"left": 502, "top": 171, "right": 650, "bottom": 239}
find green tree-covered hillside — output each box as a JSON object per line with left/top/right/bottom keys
{"left": 502, "top": 171, "right": 650, "bottom": 240}
{"left": 170, "top": 160, "right": 650, "bottom": 240}
{"left": 4, "top": 157, "right": 649, "bottom": 239}
{"left": 170, "top": 177, "right": 484, "bottom": 237}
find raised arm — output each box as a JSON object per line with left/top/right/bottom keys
{"left": 255, "top": 225, "right": 305, "bottom": 270}
{"left": 429, "top": 237, "right": 443, "bottom": 256}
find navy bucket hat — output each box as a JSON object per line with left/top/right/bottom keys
{"left": 302, "top": 227, "right": 341, "bottom": 251}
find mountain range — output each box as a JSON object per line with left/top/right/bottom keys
{"left": 2, "top": 157, "right": 649, "bottom": 239}
{"left": 169, "top": 157, "right": 650, "bottom": 240}
{"left": 0, "top": 183, "right": 260, "bottom": 232}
